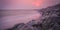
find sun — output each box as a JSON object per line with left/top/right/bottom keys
{"left": 35, "top": 2, "right": 40, "bottom": 7}
{"left": 32, "top": 0, "right": 40, "bottom": 7}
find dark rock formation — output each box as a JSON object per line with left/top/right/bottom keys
{"left": 38, "top": 3, "right": 60, "bottom": 30}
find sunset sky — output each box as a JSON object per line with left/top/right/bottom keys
{"left": 1, "top": 0, "right": 60, "bottom": 9}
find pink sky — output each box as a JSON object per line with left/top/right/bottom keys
{"left": 1, "top": 0, "right": 60, "bottom": 9}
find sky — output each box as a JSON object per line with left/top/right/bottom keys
{"left": 0, "top": 0, "right": 60, "bottom": 9}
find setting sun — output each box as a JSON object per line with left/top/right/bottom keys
{"left": 32, "top": 0, "right": 41, "bottom": 7}
{"left": 33, "top": 2, "right": 40, "bottom": 7}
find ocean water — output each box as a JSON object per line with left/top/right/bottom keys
{"left": 0, "top": 9, "right": 41, "bottom": 30}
